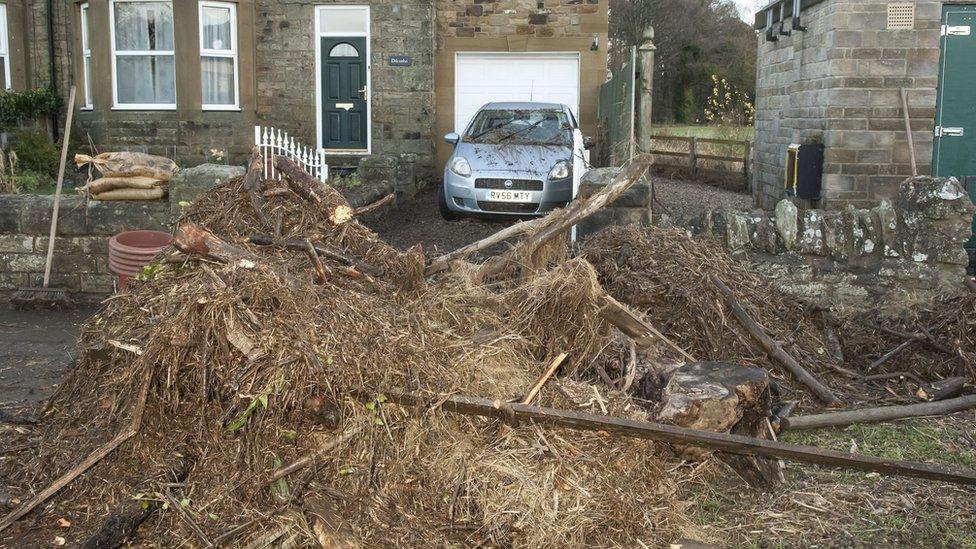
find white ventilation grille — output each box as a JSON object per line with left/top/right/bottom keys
{"left": 887, "top": 3, "right": 915, "bottom": 30}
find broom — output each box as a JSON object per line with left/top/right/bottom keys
{"left": 11, "top": 86, "right": 76, "bottom": 310}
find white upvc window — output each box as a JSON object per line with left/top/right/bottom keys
{"left": 80, "top": 3, "right": 92, "bottom": 108}
{"left": 110, "top": 0, "right": 176, "bottom": 109}
{"left": 199, "top": 1, "right": 238, "bottom": 110}
{"left": 0, "top": 4, "right": 11, "bottom": 90}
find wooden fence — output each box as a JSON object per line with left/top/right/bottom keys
{"left": 646, "top": 135, "right": 752, "bottom": 189}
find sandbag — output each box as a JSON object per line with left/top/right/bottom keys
{"left": 75, "top": 152, "right": 179, "bottom": 181}
{"left": 77, "top": 176, "right": 164, "bottom": 195}
{"left": 90, "top": 187, "right": 167, "bottom": 201}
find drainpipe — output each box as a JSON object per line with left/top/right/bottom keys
{"left": 47, "top": 0, "right": 60, "bottom": 141}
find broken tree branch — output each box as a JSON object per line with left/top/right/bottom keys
{"left": 267, "top": 426, "right": 364, "bottom": 485}
{"left": 248, "top": 233, "right": 382, "bottom": 279}
{"left": 353, "top": 192, "right": 394, "bottom": 217}
{"left": 243, "top": 147, "right": 270, "bottom": 226}
{"left": 782, "top": 394, "right": 976, "bottom": 431}
{"left": 478, "top": 155, "right": 653, "bottom": 280}
{"left": 499, "top": 352, "right": 568, "bottom": 437}
{"left": 174, "top": 224, "right": 256, "bottom": 265}
{"left": 377, "top": 391, "right": 976, "bottom": 486}
{"left": 304, "top": 239, "right": 330, "bottom": 284}
{"left": 709, "top": 274, "right": 842, "bottom": 407}
{"left": 424, "top": 216, "right": 551, "bottom": 276}
{"left": 597, "top": 293, "right": 696, "bottom": 362}
{"left": 273, "top": 156, "right": 354, "bottom": 224}
{"left": 0, "top": 371, "right": 152, "bottom": 534}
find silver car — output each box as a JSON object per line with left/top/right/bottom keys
{"left": 439, "top": 102, "right": 590, "bottom": 219}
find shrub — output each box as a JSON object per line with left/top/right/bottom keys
{"left": 11, "top": 130, "right": 60, "bottom": 179}
{"left": 0, "top": 87, "right": 62, "bottom": 129}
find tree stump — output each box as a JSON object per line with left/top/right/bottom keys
{"left": 652, "top": 361, "right": 780, "bottom": 486}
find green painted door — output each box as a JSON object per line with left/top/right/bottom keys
{"left": 321, "top": 37, "right": 368, "bottom": 150}
{"left": 934, "top": 5, "right": 976, "bottom": 249}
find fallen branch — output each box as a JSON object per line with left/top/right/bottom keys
{"left": 478, "top": 155, "right": 653, "bottom": 280}
{"left": 243, "top": 147, "right": 270, "bottom": 226}
{"left": 783, "top": 394, "right": 976, "bottom": 431}
{"left": 0, "top": 371, "right": 152, "bottom": 533}
{"left": 267, "top": 426, "right": 364, "bottom": 485}
{"left": 248, "top": 233, "right": 382, "bottom": 279}
{"left": 273, "top": 156, "right": 354, "bottom": 225}
{"left": 174, "top": 224, "right": 256, "bottom": 265}
{"left": 424, "top": 216, "right": 550, "bottom": 276}
{"left": 709, "top": 275, "right": 842, "bottom": 407}
{"left": 597, "top": 294, "right": 696, "bottom": 362}
{"left": 353, "top": 192, "right": 394, "bottom": 217}
{"left": 377, "top": 391, "right": 976, "bottom": 486}
{"left": 918, "top": 376, "right": 967, "bottom": 402}
{"left": 304, "top": 239, "right": 330, "bottom": 284}
{"left": 81, "top": 457, "right": 192, "bottom": 549}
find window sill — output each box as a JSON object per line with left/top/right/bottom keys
{"left": 202, "top": 106, "right": 242, "bottom": 112}
{"left": 80, "top": 107, "right": 93, "bottom": 111}
{"left": 112, "top": 105, "right": 177, "bottom": 111}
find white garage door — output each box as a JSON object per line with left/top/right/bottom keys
{"left": 454, "top": 52, "right": 580, "bottom": 133}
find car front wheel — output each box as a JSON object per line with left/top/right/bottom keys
{"left": 438, "top": 185, "right": 462, "bottom": 221}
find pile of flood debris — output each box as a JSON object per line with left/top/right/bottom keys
{"left": 1, "top": 154, "right": 974, "bottom": 547}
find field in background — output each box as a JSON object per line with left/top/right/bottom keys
{"left": 652, "top": 124, "right": 755, "bottom": 142}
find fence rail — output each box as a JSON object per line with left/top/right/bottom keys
{"left": 646, "top": 135, "right": 752, "bottom": 188}
{"left": 254, "top": 126, "right": 329, "bottom": 183}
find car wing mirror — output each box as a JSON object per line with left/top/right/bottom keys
{"left": 445, "top": 132, "right": 460, "bottom": 145}
{"left": 582, "top": 136, "right": 595, "bottom": 150}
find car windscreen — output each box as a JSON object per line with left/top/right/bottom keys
{"left": 464, "top": 109, "right": 572, "bottom": 146}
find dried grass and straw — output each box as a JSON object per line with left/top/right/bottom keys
{"left": 2, "top": 168, "right": 704, "bottom": 547}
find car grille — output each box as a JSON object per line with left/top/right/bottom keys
{"left": 474, "top": 178, "right": 544, "bottom": 191}
{"left": 477, "top": 201, "right": 539, "bottom": 214}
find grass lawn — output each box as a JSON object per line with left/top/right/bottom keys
{"left": 680, "top": 414, "right": 976, "bottom": 548}
{"left": 652, "top": 124, "right": 754, "bottom": 142}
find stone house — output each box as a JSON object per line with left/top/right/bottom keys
{"left": 0, "top": 0, "right": 608, "bottom": 174}
{"left": 751, "top": 0, "right": 976, "bottom": 212}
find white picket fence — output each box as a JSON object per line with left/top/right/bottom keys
{"left": 253, "top": 126, "right": 329, "bottom": 183}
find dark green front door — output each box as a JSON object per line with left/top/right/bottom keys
{"left": 934, "top": 5, "right": 976, "bottom": 249}
{"left": 321, "top": 37, "right": 367, "bottom": 150}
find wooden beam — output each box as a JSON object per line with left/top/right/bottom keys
{"left": 379, "top": 391, "right": 976, "bottom": 486}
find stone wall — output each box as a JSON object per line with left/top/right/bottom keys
{"left": 576, "top": 167, "right": 650, "bottom": 239}
{"left": 696, "top": 176, "right": 974, "bottom": 303}
{"left": 1, "top": 158, "right": 418, "bottom": 301}
{"left": 754, "top": 0, "right": 942, "bottom": 210}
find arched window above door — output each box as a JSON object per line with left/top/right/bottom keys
{"left": 329, "top": 43, "right": 359, "bottom": 57}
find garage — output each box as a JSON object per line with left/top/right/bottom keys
{"left": 453, "top": 52, "right": 581, "bottom": 132}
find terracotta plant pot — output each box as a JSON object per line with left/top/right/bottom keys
{"left": 108, "top": 230, "right": 172, "bottom": 289}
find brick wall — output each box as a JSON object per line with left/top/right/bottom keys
{"left": 754, "top": 0, "right": 942, "bottom": 210}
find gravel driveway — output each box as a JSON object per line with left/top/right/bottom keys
{"left": 369, "top": 177, "right": 752, "bottom": 254}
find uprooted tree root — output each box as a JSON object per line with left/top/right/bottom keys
{"left": 0, "top": 171, "right": 704, "bottom": 547}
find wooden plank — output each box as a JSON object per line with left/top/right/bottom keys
{"left": 696, "top": 153, "right": 745, "bottom": 162}
{"left": 380, "top": 391, "right": 976, "bottom": 486}
{"left": 695, "top": 137, "right": 747, "bottom": 146}
{"left": 646, "top": 149, "right": 689, "bottom": 158}
{"left": 648, "top": 134, "right": 693, "bottom": 142}
{"left": 689, "top": 137, "right": 698, "bottom": 178}
{"left": 784, "top": 395, "right": 976, "bottom": 431}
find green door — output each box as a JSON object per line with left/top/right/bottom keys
{"left": 934, "top": 5, "right": 976, "bottom": 249}
{"left": 321, "top": 37, "right": 368, "bottom": 150}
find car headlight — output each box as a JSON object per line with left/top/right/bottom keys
{"left": 450, "top": 157, "right": 472, "bottom": 177}
{"left": 548, "top": 160, "right": 571, "bottom": 180}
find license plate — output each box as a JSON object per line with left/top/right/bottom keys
{"left": 487, "top": 190, "right": 532, "bottom": 202}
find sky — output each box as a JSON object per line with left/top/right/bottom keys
{"left": 735, "top": 0, "right": 761, "bottom": 23}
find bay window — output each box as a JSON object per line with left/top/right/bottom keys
{"left": 200, "top": 1, "right": 238, "bottom": 110}
{"left": 110, "top": 0, "right": 175, "bottom": 109}
{"left": 0, "top": 4, "right": 10, "bottom": 90}
{"left": 80, "top": 3, "right": 92, "bottom": 107}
